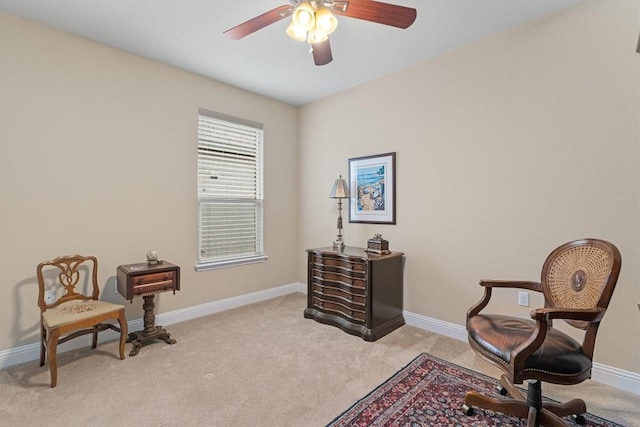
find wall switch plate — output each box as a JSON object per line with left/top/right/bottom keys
{"left": 518, "top": 291, "right": 529, "bottom": 307}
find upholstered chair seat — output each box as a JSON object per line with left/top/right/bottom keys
{"left": 468, "top": 314, "right": 591, "bottom": 382}
{"left": 42, "top": 300, "right": 127, "bottom": 329}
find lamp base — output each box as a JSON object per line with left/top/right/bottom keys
{"left": 332, "top": 240, "right": 345, "bottom": 251}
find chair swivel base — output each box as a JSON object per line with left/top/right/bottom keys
{"left": 462, "top": 374, "right": 587, "bottom": 427}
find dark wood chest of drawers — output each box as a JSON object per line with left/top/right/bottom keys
{"left": 304, "top": 246, "right": 404, "bottom": 341}
{"left": 116, "top": 262, "right": 180, "bottom": 302}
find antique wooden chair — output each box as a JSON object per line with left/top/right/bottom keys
{"left": 36, "top": 255, "right": 128, "bottom": 387}
{"left": 462, "top": 239, "right": 621, "bottom": 427}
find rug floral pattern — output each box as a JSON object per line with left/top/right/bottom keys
{"left": 327, "top": 353, "right": 622, "bottom": 427}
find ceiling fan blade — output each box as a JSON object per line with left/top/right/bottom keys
{"left": 224, "top": 5, "right": 293, "bottom": 40}
{"left": 334, "top": 0, "right": 417, "bottom": 29}
{"left": 312, "top": 39, "right": 333, "bottom": 66}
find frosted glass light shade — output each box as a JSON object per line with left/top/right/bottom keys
{"left": 292, "top": 3, "right": 315, "bottom": 31}
{"left": 286, "top": 22, "right": 308, "bottom": 42}
{"left": 315, "top": 7, "right": 338, "bottom": 35}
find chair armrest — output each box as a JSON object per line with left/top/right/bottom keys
{"left": 468, "top": 280, "right": 542, "bottom": 319}
{"left": 479, "top": 280, "right": 543, "bottom": 292}
{"left": 530, "top": 307, "right": 605, "bottom": 322}
{"left": 509, "top": 307, "right": 606, "bottom": 380}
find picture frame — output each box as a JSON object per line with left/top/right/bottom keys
{"left": 348, "top": 152, "right": 396, "bottom": 224}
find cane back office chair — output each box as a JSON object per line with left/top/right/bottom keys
{"left": 462, "top": 239, "right": 621, "bottom": 427}
{"left": 36, "top": 255, "right": 128, "bottom": 387}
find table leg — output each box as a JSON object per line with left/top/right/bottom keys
{"left": 127, "top": 294, "right": 177, "bottom": 356}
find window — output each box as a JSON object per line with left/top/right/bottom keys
{"left": 196, "top": 108, "right": 265, "bottom": 271}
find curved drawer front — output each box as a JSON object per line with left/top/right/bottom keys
{"left": 311, "top": 283, "right": 365, "bottom": 307}
{"left": 312, "top": 296, "right": 365, "bottom": 324}
{"left": 311, "top": 269, "right": 365, "bottom": 289}
{"left": 311, "top": 255, "right": 366, "bottom": 273}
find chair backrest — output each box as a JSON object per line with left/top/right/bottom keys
{"left": 541, "top": 239, "right": 621, "bottom": 330}
{"left": 36, "top": 255, "right": 100, "bottom": 312}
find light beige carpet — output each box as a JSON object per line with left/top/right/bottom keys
{"left": 1, "top": 293, "right": 638, "bottom": 426}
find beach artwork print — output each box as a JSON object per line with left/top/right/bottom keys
{"left": 355, "top": 164, "right": 386, "bottom": 212}
{"left": 349, "top": 152, "right": 396, "bottom": 224}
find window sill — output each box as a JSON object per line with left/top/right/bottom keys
{"left": 195, "top": 255, "right": 268, "bottom": 271}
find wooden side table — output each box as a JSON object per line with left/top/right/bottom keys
{"left": 116, "top": 261, "right": 180, "bottom": 356}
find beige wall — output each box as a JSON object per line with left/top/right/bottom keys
{"left": 0, "top": 13, "right": 299, "bottom": 351}
{"left": 1, "top": 0, "right": 638, "bottom": 378}
{"left": 298, "top": 0, "right": 640, "bottom": 374}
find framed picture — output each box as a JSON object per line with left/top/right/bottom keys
{"left": 348, "top": 152, "right": 396, "bottom": 224}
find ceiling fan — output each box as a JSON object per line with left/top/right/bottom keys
{"left": 224, "top": 0, "right": 417, "bottom": 66}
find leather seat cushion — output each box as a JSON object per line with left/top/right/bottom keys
{"left": 467, "top": 314, "right": 591, "bottom": 377}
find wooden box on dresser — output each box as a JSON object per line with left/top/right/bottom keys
{"left": 304, "top": 246, "right": 404, "bottom": 341}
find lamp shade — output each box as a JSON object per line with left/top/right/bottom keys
{"left": 330, "top": 175, "right": 349, "bottom": 199}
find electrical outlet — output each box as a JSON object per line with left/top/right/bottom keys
{"left": 518, "top": 291, "right": 529, "bottom": 307}
{"left": 45, "top": 290, "right": 56, "bottom": 304}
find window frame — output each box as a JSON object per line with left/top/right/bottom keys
{"left": 195, "top": 108, "right": 266, "bottom": 271}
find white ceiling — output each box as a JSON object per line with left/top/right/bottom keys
{"left": 0, "top": 0, "right": 583, "bottom": 106}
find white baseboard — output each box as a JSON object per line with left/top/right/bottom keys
{"left": 0, "top": 282, "right": 306, "bottom": 370}
{"left": 403, "top": 310, "right": 468, "bottom": 342}
{"left": 2, "top": 282, "right": 638, "bottom": 396}
{"left": 155, "top": 282, "right": 306, "bottom": 326}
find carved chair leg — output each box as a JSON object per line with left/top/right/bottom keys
{"left": 540, "top": 408, "right": 571, "bottom": 427}
{"left": 39, "top": 325, "right": 47, "bottom": 367}
{"left": 118, "top": 311, "right": 127, "bottom": 360}
{"left": 464, "top": 390, "right": 530, "bottom": 419}
{"left": 47, "top": 328, "right": 59, "bottom": 388}
{"left": 542, "top": 398, "right": 587, "bottom": 418}
{"left": 91, "top": 328, "right": 98, "bottom": 349}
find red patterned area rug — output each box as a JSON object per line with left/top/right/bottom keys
{"left": 327, "top": 353, "right": 622, "bottom": 427}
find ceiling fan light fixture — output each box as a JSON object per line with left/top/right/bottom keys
{"left": 331, "top": 1, "right": 349, "bottom": 13}
{"left": 225, "top": 0, "right": 417, "bottom": 66}
{"left": 308, "top": 29, "right": 329, "bottom": 43}
{"left": 292, "top": 3, "right": 316, "bottom": 31}
{"left": 286, "top": 21, "right": 308, "bottom": 41}
{"left": 315, "top": 7, "right": 338, "bottom": 35}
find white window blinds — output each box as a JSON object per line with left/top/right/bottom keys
{"left": 197, "top": 108, "right": 264, "bottom": 269}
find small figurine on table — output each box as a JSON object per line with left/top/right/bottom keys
{"left": 146, "top": 250, "right": 159, "bottom": 265}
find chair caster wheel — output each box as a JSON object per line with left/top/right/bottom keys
{"left": 572, "top": 414, "right": 586, "bottom": 425}
{"left": 496, "top": 385, "right": 508, "bottom": 396}
{"left": 462, "top": 404, "right": 475, "bottom": 416}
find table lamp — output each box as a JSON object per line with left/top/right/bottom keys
{"left": 330, "top": 174, "right": 349, "bottom": 250}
